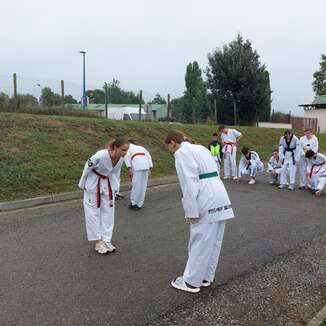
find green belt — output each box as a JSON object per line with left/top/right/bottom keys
{"left": 199, "top": 171, "right": 219, "bottom": 180}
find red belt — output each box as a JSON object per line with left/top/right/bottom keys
{"left": 131, "top": 152, "right": 145, "bottom": 160}
{"left": 223, "top": 142, "right": 236, "bottom": 155}
{"left": 92, "top": 169, "right": 113, "bottom": 208}
{"left": 309, "top": 162, "right": 325, "bottom": 178}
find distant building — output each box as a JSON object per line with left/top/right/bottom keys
{"left": 299, "top": 95, "right": 326, "bottom": 133}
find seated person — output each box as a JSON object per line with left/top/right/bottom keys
{"left": 238, "top": 147, "right": 264, "bottom": 185}
{"left": 267, "top": 151, "right": 282, "bottom": 185}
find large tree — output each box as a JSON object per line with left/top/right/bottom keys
{"left": 40, "top": 87, "right": 61, "bottom": 106}
{"left": 312, "top": 54, "right": 326, "bottom": 95}
{"left": 149, "top": 93, "right": 166, "bottom": 104}
{"left": 206, "top": 34, "right": 272, "bottom": 125}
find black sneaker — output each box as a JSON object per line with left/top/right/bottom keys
{"left": 115, "top": 193, "right": 124, "bottom": 200}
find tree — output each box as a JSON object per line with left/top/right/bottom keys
{"left": 149, "top": 93, "right": 166, "bottom": 104}
{"left": 206, "top": 34, "right": 272, "bottom": 125}
{"left": 40, "top": 87, "right": 61, "bottom": 106}
{"left": 17, "top": 94, "right": 38, "bottom": 107}
{"left": 64, "top": 95, "right": 78, "bottom": 104}
{"left": 86, "top": 89, "right": 105, "bottom": 104}
{"left": 313, "top": 54, "right": 326, "bottom": 95}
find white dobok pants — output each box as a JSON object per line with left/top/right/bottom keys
{"left": 131, "top": 169, "right": 149, "bottom": 207}
{"left": 317, "top": 176, "right": 326, "bottom": 191}
{"left": 300, "top": 156, "right": 310, "bottom": 188}
{"left": 240, "top": 162, "right": 264, "bottom": 178}
{"left": 280, "top": 161, "right": 297, "bottom": 186}
{"left": 183, "top": 220, "right": 226, "bottom": 288}
{"left": 83, "top": 191, "right": 115, "bottom": 243}
{"left": 223, "top": 151, "right": 237, "bottom": 178}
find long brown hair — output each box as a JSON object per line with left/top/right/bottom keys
{"left": 107, "top": 136, "right": 129, "bottom": 150}
{"left": 165, "top": 129, "right": 193, "bottom": 144}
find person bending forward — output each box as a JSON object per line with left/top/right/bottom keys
{"left": 166, "top": 130, "right": 235, "bottom": 294}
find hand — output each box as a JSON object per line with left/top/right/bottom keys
{"left": 186, "top": 217, "right": 200, "bottom": 224}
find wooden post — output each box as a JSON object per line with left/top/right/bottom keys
{"left": 61, "top": 80, "right": 65, "bottom": 109}
{"left": 138, "top": 89, "right": 143, "bottom": 121}
{"left": 214, "top": 99, "right": 217, "bottom": 124}
{"left": 104, "top": 82, "right": 108, "bottom": 119}
{"left": 13, "top": 73, "right": 17, "bottom": 112}
{"left": 167, "top": 94, "right": 171, "bottom": 121}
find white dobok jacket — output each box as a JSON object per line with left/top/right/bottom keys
{"left": 221, "top": 129, "right": 242, "bottom": 154}
{"left": 124, "top": 144, "right": 153, "bottom": 171}
{"left": 299, "top": 135, "right": 319, "bottom": 156}
{"left": 267, "top": 155, "right": 282, "bottom": 172}
{"left": 174, "top": 142, "right": 235, "bottom": 224}
{"left": 239, "top": 151, "right": 264, "bottom": 173}
{"left": 307, "top": 153, "right": 326, "bottom": 177}
{"left": 279, "top": 135, "right": 300, "bottom": 164}
{"left": 78, "top": 149, "right": 124, "bottom": 194}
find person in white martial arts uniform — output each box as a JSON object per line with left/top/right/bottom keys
{"left": 238, "top": 147, "right": 264, "bottom": 184}
{"left": 165, "top": 130, "right": 235, "bottom": 294}
{"left": 218, "top": 125, "right": 242, "bottom": 180}
{"left": 124, "top": 140, "right": 153, "bottom": 210}
{"left": 278, "top": 130, "right": 300, "bottom": 191}
{"left": 267, "top": 151, "right": 282, "bottom": 185}
{"left": 208, "top": 133, "right": 223, "bottom": 174}
{"left": 305, "top": 150, "right": 326, "bottom": 196}
{"left": 299, "top": 128, "right": 319, "bottom": 190}
{"left": 78, "top": 137, "right": 130, "bottom": 254}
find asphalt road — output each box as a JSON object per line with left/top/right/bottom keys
{"left": 0, "top": 178, "right": 325, "bottom": 326}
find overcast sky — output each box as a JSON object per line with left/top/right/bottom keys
{"left": 1, "top": 0, "right": 325, "bottom": 115}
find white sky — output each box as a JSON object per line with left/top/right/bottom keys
{"left": 1, "top": 0, "right": 325, "bottom": 115}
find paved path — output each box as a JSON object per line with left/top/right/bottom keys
{"left": 0, "top": 179, "right": 325, "bottom": 325}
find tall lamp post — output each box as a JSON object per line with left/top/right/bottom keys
{"left": 79, "top": 51, "right": 87, "bottom": 109}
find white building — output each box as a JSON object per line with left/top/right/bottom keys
{"left": 300, "top": 95, "right": 326, "bottom": 133}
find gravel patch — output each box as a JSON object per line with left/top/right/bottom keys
{"left": 148, "top": 233, "right": 326, "bottom": 326}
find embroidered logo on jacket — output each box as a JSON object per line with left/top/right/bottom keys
{"left": 208, "top": 205, "right": 232, "bottom": 214}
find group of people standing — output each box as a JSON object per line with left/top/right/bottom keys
{"left": 208, "top": 126, "right": 325, "bottom": 194}
{"left": 77, "top": 126, "right": 324, "bottom": 294}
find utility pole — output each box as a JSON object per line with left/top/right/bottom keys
{"left": 214, "top": 99, "right": 217, "bottom": 124}
{"left": 138, "top": 89, "right": 143, "bottom": 121}
{"left": 104, "top": 82, "right": 108, "bottom": 119}
{"left": 233, "top": 100, "right": 237, "bottom": 126}
{"left": 13, "top": 73, "right": 17, "bottom": 112}
{"left": 61, "top": 80, "right": 65, "bottom": 109}
{"left": 79, "top": 51, "right": 87, "bottom": 109}
{"left": 167, "top": 94, "right": 171, "bottom": 121}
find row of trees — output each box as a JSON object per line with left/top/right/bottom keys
{"left": 173, "top": 35, "right": 272, "bottom": 125}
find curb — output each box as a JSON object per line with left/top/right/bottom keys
{"left": 308, "top": 305, "right": 326, "bottom": 326}
{"left": 0, "top": 176, "right": 178, "bottom": 213}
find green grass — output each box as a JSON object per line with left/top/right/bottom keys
{"left": 1, "top": 112, "right": 325, "bottom": 201}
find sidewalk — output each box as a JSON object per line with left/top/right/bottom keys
{"left": 0, "top": 175, "right": 178, "bottom": 212}
{"left": 150, "top": 232, "right": 326, "bottom": 326}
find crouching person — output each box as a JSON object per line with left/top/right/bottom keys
{"left": 165, "top": 130, "right": 235, "bottom": 293}
{"left": 305, "top": 150, "right": 326, "bottom": 196}
{"left": 78, "top": 137, "right": 130, "bottom": 254}
{"left": 238, "top": 147, "right": 264, "bottom": 184}
{"left": 267, "top": 151, "right": 282, "bottom": 185}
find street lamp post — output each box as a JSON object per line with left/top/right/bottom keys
{"left": 79, "top": 51, "right": 87, "bottom": 109}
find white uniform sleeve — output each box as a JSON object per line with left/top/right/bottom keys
{"left": 175, "top": 151, "right": 200, "bottom": 218}
{"left": 233, "top": 129, "right": 242, "bottom": 139}
{"left": 312, "top": 137, "right": 319, "bottom": 153}
{"left": 267, "top": 157, "right": 274, "bottom": 172}
{"left": 250, "top": 151, "right": 260, "bottom": 164}
{"left": 279, "top": 138, "right": 284, "bottom": 162}
{"left": 295, "top": 137, "right": 301, "bottom": 162}
{"left": 124, "top": 150, "right": 132, "bottom": 168}
{"left": 144, "top": 148, "right": 153, "bottom": 168}
{"left": 78, "top": 153, "right": 100, "bottom": 190}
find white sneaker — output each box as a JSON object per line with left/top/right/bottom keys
{"left": 104, "top": 242, "right": 116, "bottom": 253}
{"left": 248, "top": 179, "right": 256, "bottom": 185}
{"left": 201, "top": 280, "right": 211, "bottom": 287}
{"left": 278, "top": 185, "right": 287, "bottom": 189}
{"left": 232, "top": 176, "right": 239, "bottom": 180}
{"left": 269, "top": 181, "right": 276, "bottom": 185}
{"left": 95, "top": 241, "right": 109, "bottom": 254}
{"left": 288, "top": 185, "right": 295, "bottom": 191}
{"left": 223, "top": 176, "right": 231, "bottom": 180}
{"left": 171, "top": 276, "right": 200, "bottom": 293}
